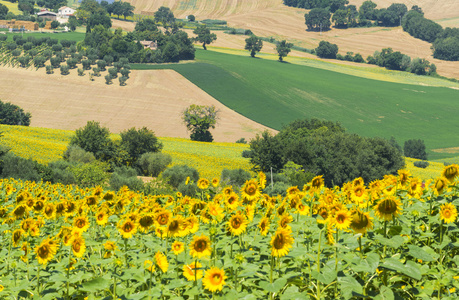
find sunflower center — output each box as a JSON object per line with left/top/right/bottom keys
{"left": 158, "top": 215, "right": 168, "bottom": 225}
{"left": 73, "top": 241, "right": 81, "bottom": 252}
{"left": 211, "top": 273, "right": 222, "bottom": 284}
{"left": 123, "top": 222, "right": 133, "bottom": 232}
{"left": 38, "top": 245, "right": 49, "bottom": 258}
{"left": 336, "top": 214, "right": 346, "bottom": 224}
{"left": 231, "top": 218, "right": 241, "bottom": 229}
{"left": 443, "top": 210, "right": 451, "bottom": 218}
{"left": 273, "top": 234, "right": 285, "bottom": 250}
{"left": 76, "top": 219, "right": 86, "bottom": 228}
{"left": 195, "top": 240, "right": 207, "bottom": 252}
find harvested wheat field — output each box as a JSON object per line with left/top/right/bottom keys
{"left": 0, "top": 66, "right": 275, "bottom": 142}
{"left": 124, "top": 0, "right": 459, "bottom": 78}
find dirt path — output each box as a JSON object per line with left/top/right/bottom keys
{"left": 0, "top": 66, "right": 276, "bottom": 142}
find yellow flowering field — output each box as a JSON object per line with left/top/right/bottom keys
{"left": 0, "top": 165, "right": 459, "bottom": 299}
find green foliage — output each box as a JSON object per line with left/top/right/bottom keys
{"left": 276, "top": 40, "right": 293, "bottom": 62}
{"left": 60, "top": 65, "right": 69, "bottom": 75}
{"left": 109, "top": 166, "right": 143, "bottom": 191}
{"left": 0, "top": 100, "right": 31, "bottom": 126}
{"left": 104, "top": 74, "right": 112, "bottom": 84}
{"left": 48, "top": 160, "right": 76, "bottom": 185}
{"left": 193, "top": 24, "right": 217, "bottom": 50}
{"left": 69, "top": 121, "right": 115, "bottom": 162}
{"left": 413, "top": 160, "right": 429, "bottom": 168}
{"left": 154, "top": 6, "right": 175, "bottom": 27}
{"left": 200, "top": 19, "right": 227, "bottom": 25}
{"left": 118, "top": 75, "right": 127, "bottom": 86}
{"left": 280, "top": 161, "right": 315, "bottom": 187}
{"left": 70, "top": 160, "right": 110, "bottom": 188}
{"left": 220, "top": 168, "right": 251, "bottom": 187}
{"left": 305, "top": 8, "right": 331, "bottom": 31}
{"left": 120, "top": 127, "right": 162, "bottom": 165}
{"left": 50, "top": 20, "right": 59, "bottom": 29}
{"left": 404, "top": 139, "right": 428, "bottom": 160}
{"left": 244, "top": 35, "right": 263, "bottom": 58}
{"left": 402, "top": 10, "right": 442, "bottom": 43}
{"left": 182, "top": 104, "right": 218, "bottom": 142}
{"left": 161, "top": 164, "right": 199, "bottom": 188}
{"left": 0, "top": 152, "right": 41, "bottom": 181}
{"left": 187, "top": 14, "right": 195, "bottom": 22}
{"left": 236, "top": 138, "right": 247, "bottom": 144}
{"left": 315, "top": 40, "right": 338, "bottom": 59}
{"left": 241, "top": 150, "right": 252, "bottom": 158}
{"left": 250, "top": 119, "right": 404, "bottom": 187}
{"left": 136, "top": 152, "right": 172, "bottom": 177}
{"left": 46, "top": 65, "right": 54, "bottom": 74}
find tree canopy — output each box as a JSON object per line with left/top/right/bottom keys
{"left": 276, "top": 40, "right": 293, "bottom": 62}
{"left": 244, "top": 35, "right": 263, "bottom": 57}
{"left": 0, "top": 100, "right": 31, "bottom": 126}
{"left": 315, "top": 41, "right": 338, "bottom": 58}
{"left": 305, "top": 8, "right": 331, "bottom": 31}
{"left": 182, "top": 105, "right": 219, "bottom": 142}
{"left": 193, "top": 25, "right": 217, "bottom": 50}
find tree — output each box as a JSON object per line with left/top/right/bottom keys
{"left": 188, "top": 15, "right": 195, "bottom": 22}
{"left": 120, "top": 127, "right": 163, "bottom": 165}
{"left": 305, "top": 8, "right": 331, "bottom": 31}
{"left": 135, "top": 18, "right": 157, "bottom": 32}
{"left": 121, "top": 1, "right": 134, "bottom": 20}
{"left": 67, "top": 16, "right": 79, "bottom": 31}
{"left": 358, "top": 0, "right": 377, "bottom": 21}
{"left": 0, "top": 100, "right": 31, "bottom": 126}
{"left": 315, "top": 41, "right": 339, "bottom": 58}
{"left": 404, "top": 139, "right": 427, "bottom": 160}
{"left": 51, "top": 20, "right": 59, "bottom": 29}
{"left": 332, "top": 9, "right": 348, "bottom": 27}
{"left": 182, "top": 105, "right": 219, "bottom": 142}
{"left": 244, "top": 35, "right": 263, "bottom": 57}
{"left": 0, "top": 3, "right": 9, "bottom": 18}
{"left": 69, "top": 121, "right": 115, "bottom": 161}
{"left": 276, "top": 40, "right": 293, "bottom": 62}
{"left": 154, "top": 6, "right": 175, "bottom": 27}
{"left": 193, "top": 25, "right": 217, "bottom": 50}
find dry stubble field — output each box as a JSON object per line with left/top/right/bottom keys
{"left": 124, "top": 0, "right": 459, "bottom": 79}
{"left": 0, "top": 66, "right": 275, "bottom": 142}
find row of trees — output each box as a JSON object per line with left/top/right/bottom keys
{"left": 248, "top": 119, "right": 405, "bottom": 187}
{"left": 100, "top": 0, "right": 134, "bottom": 20}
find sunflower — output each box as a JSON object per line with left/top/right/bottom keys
{"left": 258, "top": 216, "right": 270, "bottom": 236}
{"left": 332, "top": 209, "right": 352, "bottom": 230}
{"left": 166, "top": 216, "right": 186, "bottom": 238}
{"left": 350, "top": 210, "right": 373, "bottom": 234}
{"left": 144, "top": 260, "right": 155, "bottom": 273}
{"left": 12, "top": 204, "right": 28, "bottom": 219}
{"left": 203, "top": 267, "right": 227, "bottom": 292}
{"left": 241, "top": 179, "right": 261, "bottom": 202}
{"left": 297, "top": 203, "right": 310, "bottom": 216}
{"left": 33, "top": 200, "right": 44, "bottom": 212}
{"left": 138, "top": 214, "right": 154, "bottom": 232}
{"left": 171, "top": 241, "right": 185, "bottom": 255}
{"left": 397, "top": 169, "right": 411, "bottom": 186}
{"left": 351, "top": 185, "right": 368, "bottom": 207}
{"left": 20, "top": 242, "right": 28, "bottom": 262}
{"left": 12, "top": 229, "right": 25, "bottom": 247}
{"left": 408, "top": 178, "right": 424, "bottom": 199}
{"left": 310, "top": 175, "right": 324, "bottom": 191}
{"left": 375, "top": 196, "right": 402, "bottom": 221}
{"left": 442, "top": 164, "right": 459, "bottom": 182}
{"left": 118, "top": 219, "right": 137, "bottom": 239}
{"left": 224, "top": 192, "right": 239, "bottom": 211}
{"left": 35, "top": 237, "right": 58, "bottom": 265}
{"left": 185, "top": 216, "right": 199, "bottom": 234}
{"left": 73, "top": 216, "right": 90, "bottom": 233}
{"left": 207, "top": 203, "right": 224, "bottom": 222}
{"left": 183, "top": 261, "right": 203, "bottom": 281}
{"left": 270, "top": 227, "right": 294, "bottom": 257}
{"left": 212, "top": 178, "right": 220, "bottom": 187}
{"left": 439, "top": 203, "right": 458, "bottom": 224}
{"left": 258, "top": 172, "right": 267, "bottom": 190}
{"left": 278, "top": 213, "right": 293, "bottom": 229}
{"left": 43, "top": 203, "right": 55, "bottom": 219}
{"left": 189, "top": 234, "right": 212, "bottom": 258}
{"left": 95, "top": 210, "right": 109, "bottom": 226}
{"left": 155, "top": 251, "right": 169, "bottom": 273}
{"left": 155, "top": 209, "right": 172, "bottom": 226}
{"left": 197, "top": 178, "right": 210, "bottom": 190}
{"left": 71, "top": 236, "right": 86, "bottom": 258}
{"left": 227, "top": 214, "right": 248, "bottom": 236}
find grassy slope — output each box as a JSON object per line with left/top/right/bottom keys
{"left": 132, "top": 49, "right": 459, "bottom": 160}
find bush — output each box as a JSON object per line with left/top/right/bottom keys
{"left": 119, "top": 76, "right": 127, "bottom": 86}
{"left": 23, "top": 42, "right": 33, "bottom": 51}
{"left": 413, "top": 161, "right": 429, "bottom": 168}
{"left": 66, "top": 57, "right": 78, "bottom": 69}
{"left": 177, "top": 181, "right": 199, "bottom": 197}
{"left": 50, "top": 56, "right": 61, "bottom": 68}
{"left": 77, "top": 68, "right": 84, "bottom": 76}
{"left": 241, "top": 150, "right": 252, "bottom": 158}
{"left": 120, "top": 68, "right": 130, "bottom": 78}
{"left": 109, "top": 166, "right": 143, "bottom": 191}
{"left": 52, "top": 44, "right": 62, "bottom": 52}
{"left": 97, "top": 60, "right": 106, "bottom": 71}
{"left": 63, "top": 145, "right": 96, "bottom": 164}
{"left": 236, "top": 138, "right": 247, "bottom": 144}
{"left": 315, "top": 41, "right": 339, "bottom": 59}
{"left": 70, "top": 161, "right": 110, "bottom": 188}
{"left": 50, "top": 20, "right": 59, "bottom": 29}
{"left": 280, "top": 161, "right": 315, "bottom": 187}
{"left": 0, "top": 100, "right": 31, "bottom": 126}
{"left": 136, "top": 152, "right": 172, "bottom": 177}
{"left": 92, "top": 67, "right": 100, "bottom": 76}
{"left": 404, "top": 139, "right": 428, "bottom": 160}
{"left": 46, "top": 65, "right": 54, "bottom": 74}
{"left": 105, "top": 74, "right": 112, "bottom": 84}
{"left": 0, "top": 153, "right": 41, "bottom": 181}
{"left": 69, "top": 121, "right": 115, "bottom": 161}
{"left": 81, "top": 59, "right": 91, "bottom": 70}
{"left": 188, "top": 15, "right": 195, "bottom": 22}
{"left": 108, "top": 67, "right": 118, "bottom": 78}
{"left": 60, "top": 65, "right": 69, "bottom": 75}
{"left": 120, "top": 127, "right": 163, "bottom": 165}
{"left": 161, "top": 165, "right": 199, "bottom": 188}
{"left": 220, "top": 168, "right": 251, "bottom": 187}
{"left": 33, "top": 55, "right": 46, "bottom": 68}
{"left": 48, "top": 160, "right": 76, "bottom": 184}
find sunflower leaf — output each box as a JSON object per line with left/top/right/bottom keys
{"left": 407, "top": 245, "right": 435, "bottom": 262}
{"left": 259, "top": 277, "right": 287, "bottom": 293}
{"left": 81, "top": 276, "right": 110, "bottom": 293}
{"left": 338, "top": 275, "right": 362, "bottom": 300}
{"left": 374, "top": 285, "right": 394, "bottom": 300}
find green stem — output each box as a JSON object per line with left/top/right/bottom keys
{"left": 36, "top": 265, "right": 41, "bottom": 296}
{"left": 67, "top": 248, "right": 71, "bottom": 300}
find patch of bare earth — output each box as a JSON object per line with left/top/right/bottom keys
{"left": 432, "top": 147, "right": 459, "bottom": 154}
{"left": 0, "top": 66, "right": 276, "bottom": 142}
{"left": 124, "top": 0, "right": 459, "bottom": 79}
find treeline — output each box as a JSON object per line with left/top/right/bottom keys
{"left": 402, "top": 10, "right": 459, "bottom": 61}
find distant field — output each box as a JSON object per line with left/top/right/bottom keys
{"left": 0, "top": 0, "right": 20, "bottom": 14}
{"left": 5, "top": 31, "right": 85, "bottom": 42}
{"left": 132, "top": 49, "right": 459, "bottom": 160}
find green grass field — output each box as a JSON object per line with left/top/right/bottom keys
{"left": 132, "top": 49, "right": 459, "bottom": 160}
{"left": 5, "top": 31, "right": 85, "bottom": 42}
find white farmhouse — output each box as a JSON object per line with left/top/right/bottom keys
{"left": 58, "top": 6, "right": 76, "bottom": 18}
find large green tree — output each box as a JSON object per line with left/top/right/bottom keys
{"left": 193, "top": 25, "right": 217, "bottom": 50}
{"left": 182, "top": 105, "right": 219, "bottom": 142}
{"left": 0, "top": 100, "right": 31, "bottom": 126}
{"left": 120, "top": 127, "right": 163, "bottom": 165}
{"left": 154, "top": 6, "right": 175, "bottom": 28}
{"left": 244, "top": 35, "right": 263, "bottom": 57}
{"left": 305, "top": 8, "right": 331, "bottom": 31}
{"left": 276, "top": 40, "right": 293, "bottom": 62}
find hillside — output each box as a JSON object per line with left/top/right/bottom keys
{"left": 124, "top": 0, "right": 459, "bottom": 79}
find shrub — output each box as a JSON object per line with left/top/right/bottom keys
{"left": 413, "top": 161, "right": 429, "bottom": 168}
{"left": 220, "top": 168, "right": 251, "bottom": 187}
{"left": 70, "top": 161, "right": 110, "bottom": 188}
{"left": 120, "top": 127, "right": 163, "bottom": 165}
{"left": 77, "top": 68, "right": 84, "bottom": 76}
{"left": 119, "top": 76, "right": 127, "bottom": 86}
{"left": 105, "top": 74, "right": 112, "bottom": 84}
{"left": 17, "top": 56, "right": 31, "bottom": 68}
{"left": 0, "top": 100, "right": 31, "bottom": 126}
{"left": 97, "top": 60, "right": 106, "bottom": 71}
{"left": 315, "top": 41, "right": 339, "bottom": 59}
{"left": 280, "top": 161, "right": 315, "bottom": 187}
{"left": 108, "top": 67, "right": 118, "bottom": 78}
{"left": 48, "top": 160, "right": 76, "bottom": 184}
{"left": 0, "top": 153, "right": 47, "bottom": 182}
{"left": 51, "top": 20, "right": 59, "bottom": 29}
{"left": 50, "top": 56, "right": 61, "bottom": 68}
{"left": 81, "top": 59, "right": 91, "bottom": 70}
{"left": 161, "top": 165, "right": 199, "bottom": 188}
{"left": 28, "top": 48, "right": 38, "bottom": 58}
{"left": 120, "top": 68, "right": 130, "bottom": 78}
{"left": 109, "top": 166, "right": 143, "bottom": 191}
{"left": 46, "top": 65, "right": 54, "bottom": 74}
{"left": 66, "top": 57, "right": 78, "bottom": 69}
{"left": 60, "top": 65, "right": 69, "bottom": 75}
{"left": 33, "top": 55, "right": 46, "bottom": 68}
{"left": 404, "top": 139, "right": 428, "bottom": 160}
{"left": 52, "top": 44, "right": 62, "bottom": 52}
{"left": 0, "top": 35, "right": 7, "bottom": 42}
{"left": 6, "top": 42, "right": 17, "bottom": 51}
{"left": 236, "top": 138, "right": 247, "bottom": 144}
{"left": 241, "top": 150, "right": 252, "bottom": 158}
{"left": 63, "top": 145, "right": 96, "bottom": 164}
{"left": 136, "top": 152, "right": 172, "bottom": 177}
{"left": 103, "top": 55, "right": 114, "bottom": 66}
{"left": 92, "top": 67, "right": 100, "bottom": 76}
{"left": 177, "top": 182, "right": 199, "bottom": 197}
{"left": 188, "top": 15, "right": 195, "bottom": 22}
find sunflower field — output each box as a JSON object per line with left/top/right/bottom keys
{"left": 0, "top": 164, "right": 459, "bottom": 299}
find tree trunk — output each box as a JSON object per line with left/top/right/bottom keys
{"left": 202, "top": 43, "right": 207, "bottom": 50}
